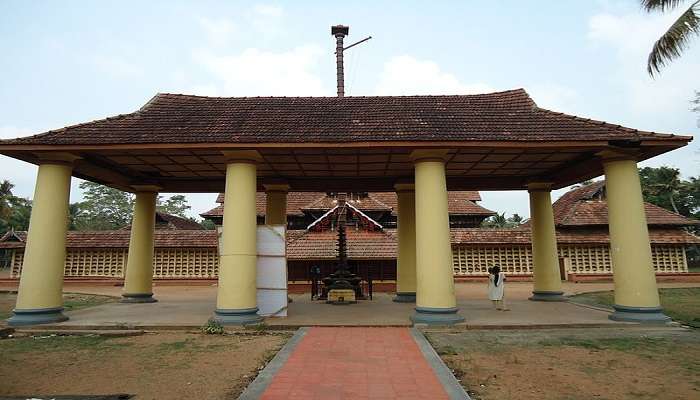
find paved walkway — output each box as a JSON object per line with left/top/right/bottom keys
{"left": 2, "top": 282, "right": 697, "bottom": 328}
{"left": 254, "top": 327, "right": 459, "bottom": 399}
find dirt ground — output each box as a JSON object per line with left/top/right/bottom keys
{"left": 0, "top": 331, "right": 289, "bottom": 399}
{"left": 426, "top": 327, "right": 700, "bottom": 400}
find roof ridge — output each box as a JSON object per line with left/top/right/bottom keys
{"left": 154, "top": 88, "right": 530, "bottom": 100}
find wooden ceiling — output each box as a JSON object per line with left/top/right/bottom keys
{"left": 40, "top": 145, "right": 616, "bottom": 192}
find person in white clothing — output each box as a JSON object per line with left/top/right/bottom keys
{"left": 487, "top": 265, "right": 509, "bottom": 311}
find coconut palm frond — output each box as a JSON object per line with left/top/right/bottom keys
{"left": 642, "top": 0, "right": 687, "bottom": 12}
{"left": 647, "top": 1, "right": 700, "bottom": 76}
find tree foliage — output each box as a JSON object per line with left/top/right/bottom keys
{"left": 157, "top": 194, "right": 191, "bottom": 218}
{"left": 482, "top": 213, "right": 525, "bottom": 228}
{"left": 639, "top": 166, "right": 699, "bottom": 219}
{"left": 0, "top": 180, "right": 32, "bottom": 233}
{"left": 643, "top": 0, "right": 700, "bottom": 76}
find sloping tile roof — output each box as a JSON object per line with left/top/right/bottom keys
{"left": 0, "top": 230, "right": 218, "bottom": 249}
{"left": 202, "top": 191, "right": 493, "bottom": 218}
{"left": 155, "top": 212, "right": 204, "bottom": 230}
{"left": 1, "top": 89, "right": 688, "bottom": 145}
{"left": 206, "top": 192, "right": 327, "bottom": 217}
{"left": 286, "top": 229, "right": 397, "bottom": 260}
{"left": 552, "top": 181, "right": 699, "bottom": 227}
{"left": 450, "top": 228, "right": 700, "bottom": 245}
{"left": 121, "top": 212, "right": 204, "bottom": 231}
{"left": 3, "top": 226, "right": 697, "bottom": 254}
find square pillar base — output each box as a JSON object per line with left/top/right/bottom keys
{"left": 410, "top": 306, "right": 465, "bottom": 325}
{"left": 393, "top": 292, "right": 416, "bottom": 303}
{"left": 121, "top": 293, "right": 158, "bottom": 303}
{"left": 214, "top": 307, "right": 264, "bottom": 325}
{"left": 7, "top": 307, "right": 69, "bottom": 326}
{"left": 529, "top": 291, "right": 566, "bottom": 302}
{"left": 609, "top": 305, "right": 671, "bottom": 324}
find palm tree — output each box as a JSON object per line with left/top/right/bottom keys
{"left": 649, "top": 167, "right": 682, "bottom": 213}
{"left": 0, "top": 180, "right": 15, "bottom": 220}
{"left": 643, "top": 0, "right": 700, "bottom": 76}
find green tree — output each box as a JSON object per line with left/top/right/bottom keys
{"left": 76, "top": 181, "right": 134, "bottom": 230}
{"left": 157, "top": 194, "right": 191, "bottom": 218}
{"left": 0, "top": 180, "right": 32, "bottom": 234}
{"left": 200, "top": 219, "right": 217, "bottom": 230}
{"left": 0, "top": 180, "right": 14, "bottom": 222}
{"left": 508, "top": 213, "right": 524, "bottom": 226}
{"left": 482, "top": 213, "right": 509, "bottom": 228}
{"left": 74, "top": 182, "right": 193, "bottom": 230}
{"left": 643, "top": 0, "right": 700, "bottom": 76}
{"left": 639, "top": 166, "right": 683, "bottom": 213}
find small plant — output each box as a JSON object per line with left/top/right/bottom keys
{"left": 201, "top": 318, "right": 224, "bottom": 335}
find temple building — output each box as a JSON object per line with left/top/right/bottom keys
{"left": 2, "top": 182, "right": 697, "bottom": 284}
{"left": 0, "top": 87, "right": 694, "bottom": 325}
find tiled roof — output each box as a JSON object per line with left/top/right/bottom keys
{"left": 202, "top": 191, "right": 493, "bottom": 218}
{"left": 0, "top": 230, "right": 218, "bottom": 249}
{"left": 287, "top": 229, "right": 397, "bottom": 260}
{"left": 3, "top": 226, "right": 697, "bottom": 254}
{"left": 450, "top": 228, "right": 700, "bottom": 245}
{"left": 121, "top": 212, "right": 204, "bottom": 231}
{"left": 552, "top": 181, "right": 699, "bottom": 227}
{"left": 155, "top": 212, "right": 204, "bottom": 230}
{"left": 1, "top": 89, "right": 688, "bottom": 145}
{"left": 205, "top": 192, "right": 327, "bottom": 217}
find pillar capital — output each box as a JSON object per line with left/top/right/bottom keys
{"left": 526, "top": 182, "right": 553, "bottom": 192}
{"left": 33, "top": 152, "right": 81, "bottom": 166}
{"left": 130, "top": 184, "right": 162, "bottom": 193}
{"left": 394, "top": 183, "right": 415, "bottom": 192}
{"left": 221, "top": 150, "right": 263, "bottom": 163}
{"left": 409, "top": 149, "right": 450, "bottom": 163}
{"left": 596, "top": 148, "right": 641, "bottom": 163}
{"left": 263, "top": 183, "right": 290, "bottom": 192}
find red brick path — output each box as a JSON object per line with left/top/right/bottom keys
{"left": 260, "top": 327, "right": 449, "bottom": 399}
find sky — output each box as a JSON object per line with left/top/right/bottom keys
{"left": 1, "top": 0, "right": 698, "bottom": 220}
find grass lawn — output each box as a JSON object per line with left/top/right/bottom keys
{"left": 427, "top": 328, "right": 700, "bottom": 400}
{"left": 570, "top": 287, "right": 700, "bottom": 327}
{"left": 0, "top": 331, "right": 289, "bottom": 399}
{"left": 0, "top": 291, "right": 117, "bottom": 320}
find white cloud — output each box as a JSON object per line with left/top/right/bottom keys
{"left": 374, "top": 55, "right": 492, "bottom": 95}
{"left": 192, "top": 45, "right": 328, "bottom": 96}
{"left": 198, "top": 16, "right": 237, "bottom": 46}
{"left": 249, "top": 4, "right": 284, "bottom": 35}
{"left": 587, "top": 9, "right": 700, "bottom": 117}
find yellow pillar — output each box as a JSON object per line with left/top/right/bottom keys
{"left": 410, "top": 150, "right": 464, "bottom": 325}
{"left": 602, "top": 153, "right": 670, "bottom": 323}
{"left": 122, "top": 187, "right": 159, "bottom": 303}
{"left": 214, "top": 150, "right": 263, "bottom": 325}
{"left": 9, "top": 157, "right": 75, "bottom": 326}
{"left": 264, "top": 184, "right": 289, "bottom": 226}
{"left": 393, "top": 183, "right": 416, "bottom": 303}
{"left": 527, "top": 183, "right": 565, "bottom": 301}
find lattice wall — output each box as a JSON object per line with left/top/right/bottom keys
{"left": 152, "top": 248, "right": 219, "bottom": 278}
{"left": 651, "top": 246, "right": 688, "bottom": 273}
{"left": 452, "top": 244, "right": 688, "bottom": 276}
{"left": 559, "top": 245, "right": 612, "bottom": 274}
{"left": 11, "top": 247, "right": 220, "bottom": 278}
{"left": 8, "top": 244, "right": 688, "bottom": 278}
{"left": 453, "top": 246, "right": 533, "bottom": 275}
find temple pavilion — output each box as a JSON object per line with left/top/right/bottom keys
{"left": 0, "top": 88, "right": 693, "bottom": 325}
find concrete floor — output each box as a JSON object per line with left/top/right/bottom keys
{"left": 10, "top": 281, "right": 693, "bottom": 329}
